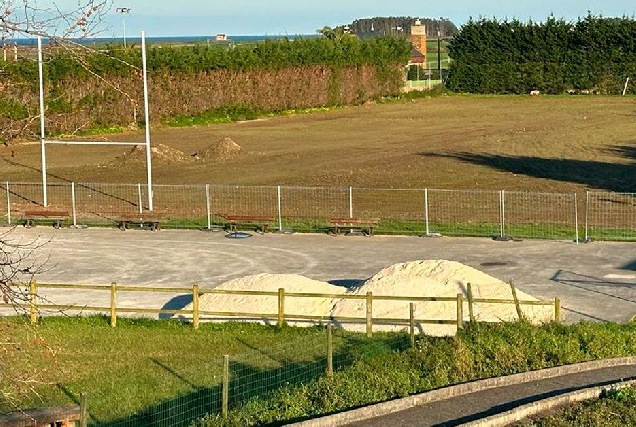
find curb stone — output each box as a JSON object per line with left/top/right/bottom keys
{"left": 285, "top": 356, "right": 636, "bottom": 427}
{"left": 462, "top": 378, "right": 636, "bottom": 426}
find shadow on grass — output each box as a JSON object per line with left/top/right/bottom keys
{"left": 91, "top": 331, "right": 410, "bottom": 427}
{"left": 420, "top": 149, "right": 636, "bottom": 193}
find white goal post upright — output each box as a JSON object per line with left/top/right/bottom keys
{"left": 37, "top": 33, "right": 154, "bottom": 211}
{"left": 37, "top": 37, "right": 48, "bottom": 207}
{"left": 141, "top": 31, "right": 154, "bottom": 211}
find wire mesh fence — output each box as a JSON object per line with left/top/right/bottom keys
{"left": 3, "top": 181, "right": 632, "bottom": 241}
{"left": 503, "top": 191, "right": 578, "bottom": 241}
{"left": 585, "top": 192, "right": 636, "bottom": 241}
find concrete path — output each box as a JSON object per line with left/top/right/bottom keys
{"left": 2, "top": 227, "right": 636, "bottom": 323}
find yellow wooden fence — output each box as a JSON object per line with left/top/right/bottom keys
{"left": 3, "top": 281, "right": 561, "bottom": 337}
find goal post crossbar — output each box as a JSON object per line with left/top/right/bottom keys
{"left": 44, "top": 140, "right": 144, "bottom": 146}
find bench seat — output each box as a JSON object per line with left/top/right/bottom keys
{"left": 117, "top": 214, "right": 163, "bottom": 231}
{"left": 329, "top": 217, "right": 380, "bottom": 236}
{"left": 22, "top": 208, "right": 69, "bottom": 229}
{"left": 223, "top": 215, "right": 275, "bottom": 234}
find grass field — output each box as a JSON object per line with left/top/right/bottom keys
{"left": 1, "top": 95, "right": 635, "bottom": 195}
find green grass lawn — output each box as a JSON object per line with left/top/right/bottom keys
{"left": 4, "top": 316, "right": 636, "bottom": 426}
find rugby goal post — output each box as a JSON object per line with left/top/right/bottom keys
{"left": 37, "top": 32, "right": 154, "bottom": 210}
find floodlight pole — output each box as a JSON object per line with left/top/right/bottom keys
{"left": 141, "top": 31, "right": 154, "bottom": 211}
{"left": 116, "top": 7, "right": 131, "bottom": 48}
{"left": 37, "top": 37, "right": 48, "bottom": 207}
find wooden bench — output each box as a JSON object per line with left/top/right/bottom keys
{"left": 329, "top": 217, "right": 380, "bottom": 236}
{"left": 0, "top": 404, "right": 81, "bottom": 427}
{"left": 223, "top": 215, "right": 275, "bottom": 234}
{"left": 117, "top": 213, "right": 163, "bottom": 231}
{"left": 22, "top": 208, "right": 69, "bottom": 229}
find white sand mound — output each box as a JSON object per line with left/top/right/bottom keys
{"left": 179, "top": 261, "right": 553, "bottom": 336}
{"left": 331, "top": 260, "right": 554, "bottom": 335}
{"left": 182, "top": 273, "right": 346, "bottom": 326}
{"left": 194, "top": 137, "right": 242, "bottom": 161}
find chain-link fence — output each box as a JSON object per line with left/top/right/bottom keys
{"left": 5, "top": 181, "right": 632, "bottom": 242}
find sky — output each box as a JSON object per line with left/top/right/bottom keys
{"left": 57, "top": 0, "right": 636, "bottom": 37}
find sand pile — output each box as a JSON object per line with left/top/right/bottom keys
{"left": 180, "top": 261, "right": 553, "bottom": 336}
{"left": 182, "top": 273, "right": 346, "bottom": 326}
{"left": 331, "top": 260, "right": 553, "bottom": 336}
{"left": 193, "top": 137, "right": 242, "bottom": 161}
{"left": 117, "top": 144, "right": 188, "bottom": 163}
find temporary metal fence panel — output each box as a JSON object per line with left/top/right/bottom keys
{"left": 279, "top": 186, "right": 350, "bottom": 232}
{"left": 503, "top": 192, "right": 578, "bottom": 241}
{"left": 152, "top": 184, "right": 208, "bottom": 229}
{"left": 586, "top": 192, "right": 636, "bottom": 241}
{"left": 209, "top": 184, "right": 278, "bottom": 218}
{"left": 427, "top": 189, "right": 500, "bottom": 237}
{"left": 1, "top": 182, "right": 9, "bottom": 224}
{"left": 352, "top": 188, "right": 427, "bottom": 235}
{"left": 73, "top": 183, "right": 143, "bottom": 226}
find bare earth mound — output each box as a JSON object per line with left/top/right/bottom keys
{"left": 116, "top": 143, "right": 188, "bottom": 164}
{"left": 180, "top": 261, "right": 553, "bottom": 336}
{"left": 194, "top": 137, "right": 242, "bottom": 161}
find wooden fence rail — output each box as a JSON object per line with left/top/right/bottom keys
{"left": 2, "top": 281, "right": 561, "bottom": 336}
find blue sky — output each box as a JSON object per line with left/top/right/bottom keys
{"left": 59, "top": 0, "right": 636, "bottom": 37}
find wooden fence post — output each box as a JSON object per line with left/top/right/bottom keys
{"left": 466, "top": 283, "right": 475, "bottom": 323}
{"left": 554, "top": 297, "right": 561, "bottom": 323}
{"left": 409, "top": 303, "right": 415, "bottom": 348}
{"left": 29, "top": 280, "right": 37, "bottom": 325}
{"left": 222, "top": 355, "right": 230, "bottom": 417}
{"left": 110, "top": 283, "right": 117, "bottom": 327}
{"left": 79, "top": 393, "right": 88, "bottom": 427}
{"left": 366, "top": 292, "right": 373, "bottom": 337}
{"left": 327, "top": 325, "right": 333, "bottom": 378}
{"left": 192, "top": 285, "right": 200, "bottom": 330}
{"left": 456, "top": 293, "right": 464, "bottom": 330}
{"left": 278, "top": 288, "right": 285, "bottom": 327}
{"left": 509, "top": 282, "right": 523, "bottom": 320}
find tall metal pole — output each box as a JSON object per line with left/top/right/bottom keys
{"left": 116, "top": 8, "right": 131, "bottom": 48}
{"left": 37, "top": 37, "right": 48, "bottom": 207}
{"left": 141, "top": 31, "right": 153, "bottom": 211}
{"left": 437, "top": 31, "right": 442, "bottom": 82}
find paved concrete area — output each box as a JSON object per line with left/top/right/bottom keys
{"left": 3, "top": 226, "right": 636, "bottom": 323}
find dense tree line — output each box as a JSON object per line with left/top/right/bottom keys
{"left": 446, "top": 15, "right": 636, "bottom": 94}
{"left": 335, "top": 17, "right": 458, "bottom": 39}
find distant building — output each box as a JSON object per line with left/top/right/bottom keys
{"left": 215, "top": 34, "right": 228, "bottom": 41}
{"left": 409, "top": 19, "right": 427, "bottom": 67}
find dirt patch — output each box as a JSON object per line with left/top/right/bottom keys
{"left": 115, "top": 143, "right": 189, "bottom": 164}
{"left": 192, "top": 137, "right": 242, "bottom": 161}
{"left": 182, "top": 260, "right": 553, "bottom": 335}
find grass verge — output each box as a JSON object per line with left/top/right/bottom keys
{"left": 3, "top": 317, "right": 636, "bottom": 426}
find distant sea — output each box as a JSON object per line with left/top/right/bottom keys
{"left": 12, "top": 34, "right": 318, "bottom": 46}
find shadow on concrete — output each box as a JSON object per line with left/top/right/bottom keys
{"left": 621, "top": 260, "right": 636, "bottom": 271}
{"left": 419, "top": 148, "right": 636, "bottom": 193}
{"left": 328, "top": 279, "right": 366, "bottom": 289}
{"left": 159, "top": 294, "right": 193, "bottom": 320}
{"left": 550, "top": 269, "right": 636, "bottom": 306}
